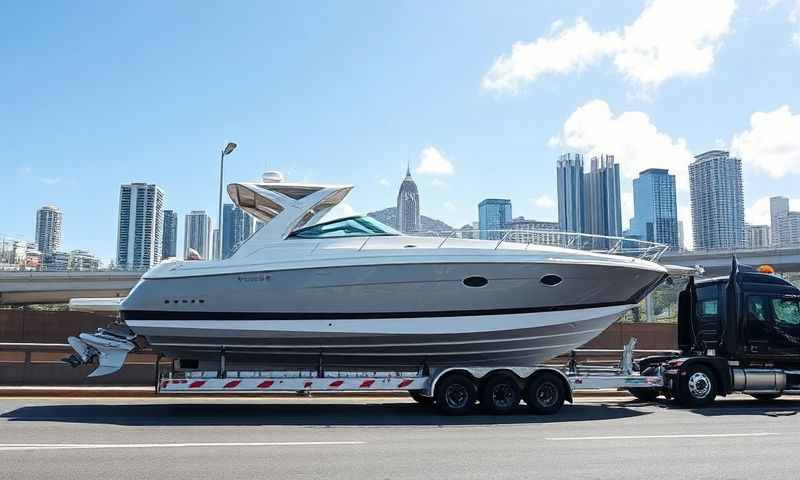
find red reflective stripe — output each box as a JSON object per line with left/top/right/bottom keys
{"left": 224, "top": 380, "right": 241, "bottom": 389}
{"left": 329, "top": 380, "right": 344, "bottom": 388}
{"left": 189, "top": 380, "right": 206, "bottom": 389}
{"left": 257, "top": 380, "right": 274, "bottom": 389}
{"left": 304, "top": 381, "right": 313, "bottom": 389}
{"left": 398, "top": 379, "right": 413, "bottom": 388}
{"left": 359, "top": 380, "right": 375, "bottom": 388}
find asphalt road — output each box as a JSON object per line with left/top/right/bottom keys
{"left": 1, "top": 395, "right": 799, "bottom": 480}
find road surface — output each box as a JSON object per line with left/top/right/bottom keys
{"left": 1, "top": 395, "right": 799, "bottom": 479}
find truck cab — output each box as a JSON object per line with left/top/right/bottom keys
{"left": 661, "top": 259, "right": 800, "bottom": 406}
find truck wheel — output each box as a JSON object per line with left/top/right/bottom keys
{"left": 750, "top": 393, "right": 781, "bottom": 402}
{"left": 409, "top": 390, "right": 433, "bottom": 405}
{"left": 480, "top": 374, "right": 521, "bottom": 414}
{"left": 628, "top": 388, "right": 660, "bottom": 402}
{"left": 434, "top": 374, "right": 476, "bottom": 415}
{"left": 679, "top": 365, "right": 717, "bottom": 407}
{"left": 524, "top": 372, "right": 565, "bottom": 415}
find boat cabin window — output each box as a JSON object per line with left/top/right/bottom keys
{"left": 290, "top": 216, "right": 400, "bottom": 239}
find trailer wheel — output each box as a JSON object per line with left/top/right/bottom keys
{"left": 480, "top": 374, "right": 521, "bottom": 414}
{"left": 750, "top": 393, "right": 781, "bottom": 402}
{"left": 409, "top": 390, "right": 433, "bottom": 405}
{"left": 524, "top": 372, "right": 565, "bottom": 415}
{"left": 679, "top": 365, "right": 717, "bottom": 407}
{"left": 434, "top": 374, "right": 477, "bottom": 415}
{"left": 627, "top": 388, "right": 660, "bottom": 402}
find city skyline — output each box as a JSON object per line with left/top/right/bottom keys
{"left": 2, "top": 1, "right": 800, "bottom": 261}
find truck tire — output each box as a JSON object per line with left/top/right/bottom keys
{"left": 750, "top": 393, "right": 781, "bottom": 402}
{"left": 524, "top": 372, "right": 565, "bottom": 415}
{"left": 678, "top": 364, "right": 717, "bottom": 407}
{"left": 480, "top": 373, "right": 521, "bottom": 414}
{"left": 628, "top": 388, "right": 660, "bottom": 402}
{"left": 434, "top": 374, "right": 477, "bottom": 415}
{"left": 409, "top": 390, "right": 433, "bottom": 405}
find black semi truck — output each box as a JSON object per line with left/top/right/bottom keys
{"left": 633, "top": 258, "right": 800, "bottom": 407}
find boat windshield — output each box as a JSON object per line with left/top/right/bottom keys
{"left": 289, "top": 215, "right": 400, "bottom": 239}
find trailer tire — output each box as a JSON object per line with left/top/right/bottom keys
{"left": 524, "top": 372, "right": 565, "bottom": 415}
{"left": 480, "top": 374, "right": 521, "bottom": 414}
{"left": 409, "top": 390, "right": 433, "bottom": 405}
{"left": 628, "top": 388, "right": 660, "bottom": 402}
{"left": 434, "top": 374, "right": 477, "bottom": 416}
{"left": 750, "top": 393, "right": 781, "bottom": 402}
{"left": 678, "top": 364, "right": 717, "bottom": 407}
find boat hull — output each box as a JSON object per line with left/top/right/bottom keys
{"left": 121, "top": 261, "right": 664, "bottom": 369}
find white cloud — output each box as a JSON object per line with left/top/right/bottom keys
{"left": 553, "top": 99, "right": 695, "bottom": 245}
{"left": 793, "top": 32, "right": 800, "bottom": 48}
{"left": 730, "top": 105, "right": 800, "bottom": 177}
{"left": 415, "top": 146, "right": 455, "bottom": 175}
{"left": 378, "top": 178, "right": 390, "bottom": 187}
{"left": 482, "top": 0, "right": 735, "bottom": 93}
{"left": 556, "top": 99, "right": 694, "bottom": 189}
{"left": 40, "top": 177, "right": 62, "bottom": 185}
{"left": 531, "top": 194, "right": 555, "bottom": 209}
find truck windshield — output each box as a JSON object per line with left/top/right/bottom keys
{"left": 289, "top": 215, "right": 400, "bottom": 239}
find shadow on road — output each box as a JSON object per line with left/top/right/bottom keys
{"left": 1, "top": 401, "right": 649, "bottom": 427}
{"left": 621, "top": 396, "right": 800, "bottom": 417}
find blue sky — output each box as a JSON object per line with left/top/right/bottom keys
{"left": 2, "top": 0, "right": 800, "bottom": 262}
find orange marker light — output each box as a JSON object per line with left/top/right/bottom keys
{"left": 758, "top": 264, "right": 775, "bottom": 274}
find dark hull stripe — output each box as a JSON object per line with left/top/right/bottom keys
{"left": 122, "top": 300, "right": 631, "bottom": 321}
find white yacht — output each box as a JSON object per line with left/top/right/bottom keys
{"left": 66, "top": 173, "right": 669, "bottom": 377}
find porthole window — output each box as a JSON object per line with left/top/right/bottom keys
{"left": 463, "top": 276, "right": 489, "bottom": 288}
{"left": 540, "top": 274, "right": 563, "bottom": 286}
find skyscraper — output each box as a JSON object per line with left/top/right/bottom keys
{"left": 556, "top": 153, "right": 585, "bottom": 233}
{"left": 116, "top": 183, "right": 165, "bottom": 270}
{"left": 584, "top": 154, "right": 622, "bottom": 238}
{"left": 35, "top": 205, "right": 63, "bottom": 255}
{"left": 184, "top": 210, "right": 212, "bottom": 260}
{"left": 478, "top": 199, "right": 512, "bottom": 240}
{"left": 162, "top": 209, "right": 178, "bottom": 259}
{"left": 222, "top": 203, "right": 254, "bottom": 259}
{"left": 396, "top": 165, "right": 421, "bottom": 233}
{"left": 689, "top": 150, "right": 745, "bottom": 250}
{"left": 630, "top": 168, "right": 679, "bottom": 249}
{"left": 770, "top": 196, "right": 790, "bottom": 246}
{"left": 745, "top": 224, "right": 770, "bottom": 249}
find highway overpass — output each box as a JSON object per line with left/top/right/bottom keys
{"left": 1, "top": 247, "right": 799, "bottom": 305}
{"left": 0, "top": 271, "right": 141, "bottom": 305}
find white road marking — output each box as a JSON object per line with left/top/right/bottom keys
{"left": 546, "top": 432, "right": 778, "bottom": 441}
{"left": 0, "top": 441, "right": 366, "bottom": 452}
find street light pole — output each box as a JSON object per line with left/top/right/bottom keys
{"left": 217, "top": 142, "right": 237, "bottom": 261}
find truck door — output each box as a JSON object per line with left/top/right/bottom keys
{"left": 744, "top": 295, "right": 771, "bottom": 355}
{"left": 768, "top": 296, "right": 800, "bottom": 355}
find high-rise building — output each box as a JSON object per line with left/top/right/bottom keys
{"left": 507, "top": 217, "right": 560, "bottom": 246}
{"left": 478, "top": 199, "right": 512, "bottom": 240}
{"left": 396, "top": 165, "right": 421, "bottom": 233}
{"left": 68, "top": 249, "right": 100, "bottom": 271}
{"left": 630, "top": 168, "right": 679, "bottom": 249}
{"left": 35, "top": 205, "right": 63, "bottom": 255}
{"left": 162, "top": 210, "right": 178, "bottom": 259}
{"left": 556, "top": 153, "right": 585, "bottom": 233}
{"left": 212, "top": 229, "right": 220, "bottom": 260}
{"left": 222, "top": 203, "right": 254, "bottom": 259}
{"left": 689, "top": 150, "right": 745, "bottom": 250}
{"left": 184, "top": 210, "right": 212, "bottom": 260}
{"left": 42, "top": 251, "right": 70, "bottom": 272}
{"left": 745, "top": 224, "right": 770, "bottom": 249}
{"left": 584, "top": 154, "right": 623, "bottom": 238}
{"left": 776, "top": 212, "right": 800, "bottom": 247}
{"left": 116, "top": 183, "right": 165, "bottom": 270}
